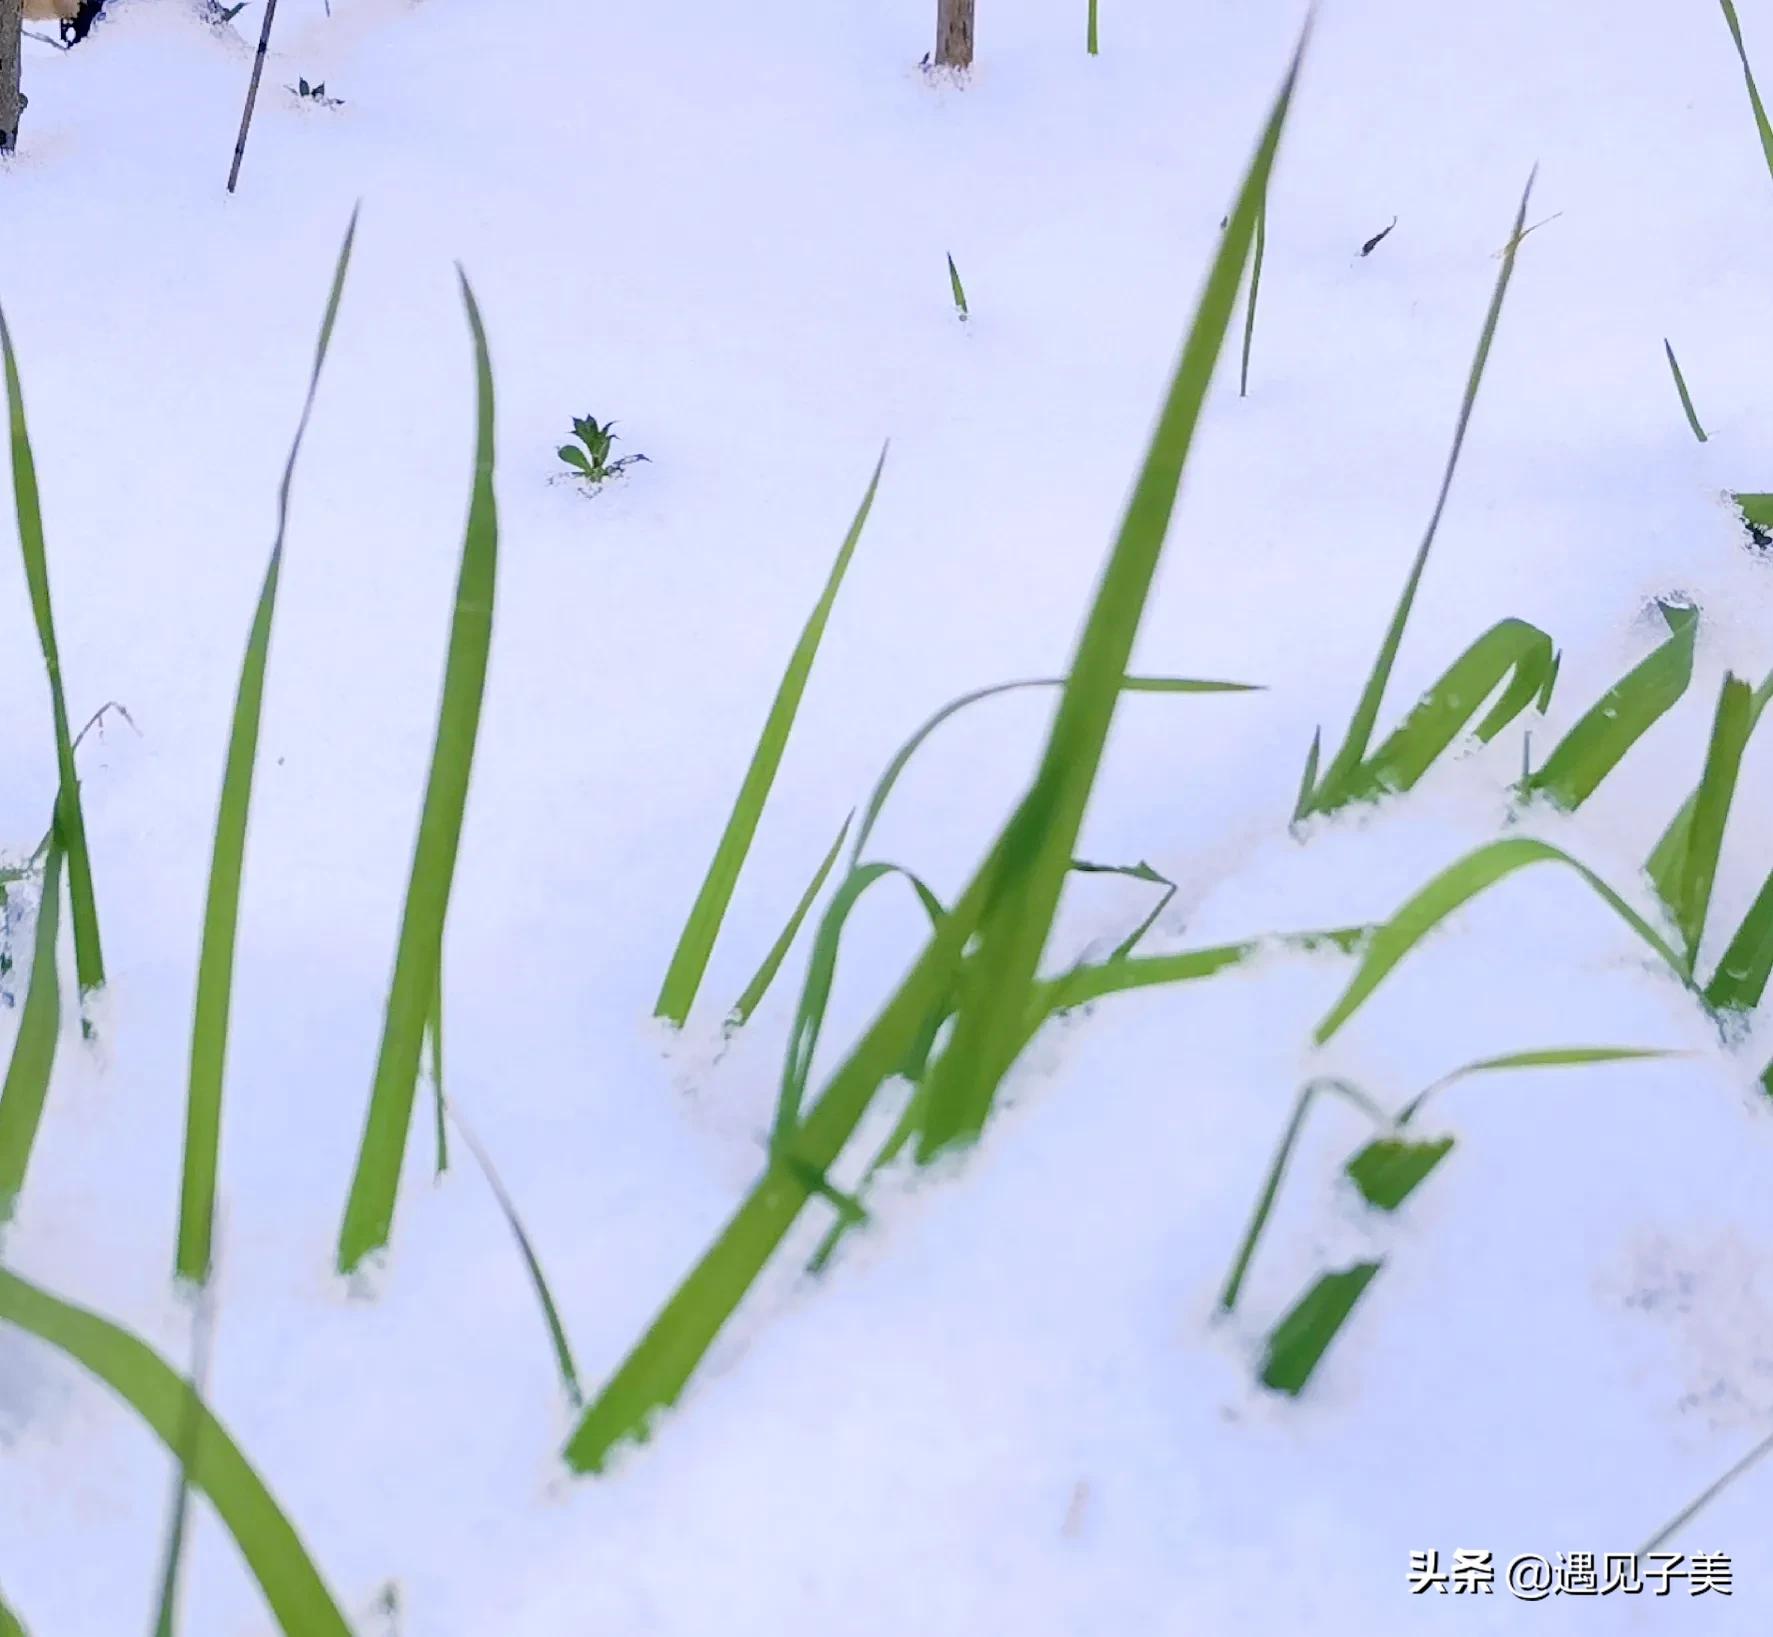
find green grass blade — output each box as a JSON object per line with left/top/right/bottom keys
{"left": 1344, "top": 1137, "right": 1453, "bottom": 1210}
{"left": 1314, "top": 837, "right": 1685, "bottom": 1045}
{"left": 448, "top": 1103, "right": 582, "bottom": 1409}
{"left": 0, "top": 833, "right": 64, "bottom": 1219}
{"left": 774, "top": 860, "right": 946, "bottom": 1147}
{"left": 1396, "top": 1045, "right": 1678, "bottom": 1124}
{"left": 1219, "top": 1076, "right": 1388, "bottom": 1313}
{"left": 177, "top": 210, "right": 360, "bottom": 1287}
{"left": 1521, "top": 602, "right": 1698, "bottom": 812}
{"left": 150, "top": 1290, "right": 216, "bottom": 1637}
{"left": 1291, "top": 726, "right": 1321, "bottom": 822}
{"left": 1663, "top": 339, "right": 1709, "bottom": 442}
{"left": 915, "top": 33, "right": 1307, "bottom": 1160}
{"left": 1087, "top": 0, "right": 1099, "bottom": 55}
{"left": 1671, "top": 674, "right": 1752, "bottom": 969}
{"left": 854, "top": 674, "right": 1256, "bottom": 864}
{"left": 1321, "top": 617, "right": 1555, "bottom": 809}
{"left": 653, "top": 446, "right": 886, "bottom": 1027}
{"left": 1306, "top": 172, "right": 1535, "bottom": 816}
{"left": 1640, "top": 1426, "right": 1773, "bottom": 1556}
{"left": 0, "top": 1268, "right": 351, "bottom": 1636}
{"left": 338, "top": 269, "right": 500, "bottom": 1275}
{"left": 1259, "top": 1262, "right": 1382, "bottom": 1395}
{"left": 1238, "top": 184, "right": 1267, "bottom": 398}
{"left": 1734, "top": 492, "right": 1773, "bottom": 540}
{"left": 1717, "top": 0, "right": 1773, "bottom": 185}
{"left": 1, "top": 306, "right": 104, "bottom": 996}
{"left": 726, "top": 811, "right": 853, "bottom": 1029}
{"left": 946, "top": 254, "right": 969, "bottom": 321}
{"left": 0, "top": 1592, "right": 25, "bottom": 1637}
{"left": 1705, "top": 866, "right": 1773, "bottom": 1011}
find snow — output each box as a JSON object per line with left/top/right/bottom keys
{"left": 2, "top": 0, "right": 1772, "bottom": 1631}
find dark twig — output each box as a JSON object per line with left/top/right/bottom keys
{"left": 226, "top": 0, "right": 280, "bottom": 194}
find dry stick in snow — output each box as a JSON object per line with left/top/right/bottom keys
{"left": 226, "top": 0, "right": 279, "bottom": 194}
{"left": 1, "top": 0, "right": 23, "bottom": 155}
{"left": 936, "top": 0, "right": 973, "bottom": 68}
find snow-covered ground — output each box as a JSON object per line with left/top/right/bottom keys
{"left": 3, "top": 0, "right": 1773, "bottom": 1631}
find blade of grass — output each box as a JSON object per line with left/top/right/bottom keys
{"left": 1, "top": 304, "right": 104, "bottom": 997}
{"left": 1314, "top": 837, "right": 1685, "bottom": 1046}
{"left": 1640, "top": 1426, "right": 1773, "bottom": 1555}
{"left": 1717, "top": 0, "right": 1773, "bottom": 185}
{"left": 726, "top": 811, "right": 853, "bottom": 1029}
{"left": 1520, "top": 602, "right": 1698, "bottom": 812}
{"left": 1345, "top": 1137, "right": 1453, "bottom": 1210}
{"left": 427, "top": 962, "right": 448, "bottom": 1177}
{"left": 1670, "top": 674, "right": 1751, "bottom": 971}
{"left": 1396, "top": 1045, "right": 1678, "bottom": 1123}
{"left": 946, "top": 254, "right": 969, "bottom": 321}
{"left": 1087, "top": 0, "right": 1099, "bottom": 55}
{"left": 338, "top": 268, "right": 500, "bottom": 1275}
{"left": 0, "top": 1591, "right": 25, "bottom": 1637}
{"left": 150, "top": 1286, "right": 216, "bottom": 1637}
{"left": 176, "top": 210, "right": 359, "bottom": 1286}
{"left": 1663, "top": 339, "right": 1709, "bottom": 442}
{"left": 854, "top": 674, "right": 1257, "bottom": 865}
{"left": 1259, "top": 1261, "right": 1382, "bottom": 1394}
{"left": 0, "top": 1267, "right": 350, "bottom": 1636}
{"left": 916, "top": 32, "right": 1308, "bottom": 1159}
{"left": 1304, "top": 171, "right": 1535, "bottom": 817}
{"left": 653, "top": 448, "right": 886, "bottom": 1027}
{"left": 0, "top": 831, "right": 63, "bottom": 1219}
{"left": 448, "top": 1099, "right": 582, "bottom": 1409}
{"left": 1218, "top": 1076, "right": 1388, "bottom": 1313}
{"left": 1238, "top": 182, "right": 1267, "bottom": 398}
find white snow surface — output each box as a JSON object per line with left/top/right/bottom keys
{"left": 2, "top": 0, "right": 1773, "bottom": 1631}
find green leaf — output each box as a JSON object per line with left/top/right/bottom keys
{"left": 0, "top": 1587, "right": 27, "bottom": 1637}
{"left": 1663, "top": 339, "right": 1709, "bottom": 442}
{"left": 1705, "top": 866, "right": 1773, "bottom": 1012}
{"left": 338, "top": 268, "right": 501, "bottom": 1275}
{"left": 1668, "top": 674, "right": 1752, "bottom": 971}
{"left": 1304, "top": 171, "right": 1537, "bottom": 818}
{"left": 726, "top": 811, "right": 853, "bottom": 1029}
{"left": 177, "top": 209, "right": 359, "bottom": 1287}
{"left": 1345, "top": 1136, "right": 1454, "bottom": 1209}
{"left": 915, "top": 33, "right": 1308, "bottom": 1160}
{"left": 0, "top": 832, "right": 63, "bottom": 1219}
{"left": 1259, "top": 1262, "right": 1383, "bottom": 1395}
{"left": 557, "top": 445, "right": 592, "bottom": 474}
{"left": 1, "top": 303, "right": 104, "bottom": 996}
{"left": 0, "top": 1268, "right": 350, "bottom": 1635}
{"left": 1314, "top": 837, "right": 1685, "bottom": 1045}
{"left": 1716, "top": 0, "right": 1773, "bottom": 186}
{"left": 1735, "top": 492, "right": 1773, "bottom": 536}
{"left": 1520, "top": 602, "right": 1698, "bottom": 811}
{"left": 1395, "top": 1045, "right": 1678, "bottom": 1124}
{"left": 653, "top": 446, "right": 886, "bottom": 1026}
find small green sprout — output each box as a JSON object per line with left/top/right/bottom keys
{"left": 557, "top": 415, "right": 649, "bottom": 487}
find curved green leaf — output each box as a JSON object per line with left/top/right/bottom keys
{"left": 0, "top": 833, "right": 64, "bottom": 1219}
{"left": 0, "top": 1268, "right": 350, "bottom": 1636}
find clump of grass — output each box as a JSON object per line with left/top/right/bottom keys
{"left": 946, "top": 253, "right": 969, "bottom": 321}
{"left": 652, "top": 447, "right": 886, "bottom": 1027}
{"left": 1299, "top": 171, "right": 1538, "bottom": 820}
{"left": 1, "top": 304, "right": 105, "bottom": 1001}
{"left": 338, "top": 269, "right": 501, "bottom": 1275}
{"left": 1663, "top": 339, "right": 1709, "bottom": 442}
{"left": 564, "top": 27, "right": 1308, "bottom": 1475}
{"left": 176, "top": 209, "right": 360, "bottom": 1287}
{"left": 0, "top": 1266, "right": 350, "bottom": 1634}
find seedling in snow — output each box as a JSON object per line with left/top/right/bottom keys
{"left": 1359, "top": 216, "right": 1397, "bottom": 257}
{"left": 288, "top": 79, "right": 343, "bottom": 108}
{"left": 557, "top": 415, "right": 648, "bottom": 487}
{"left": 202, "top": 1, "right": 248, "bottom": 23}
